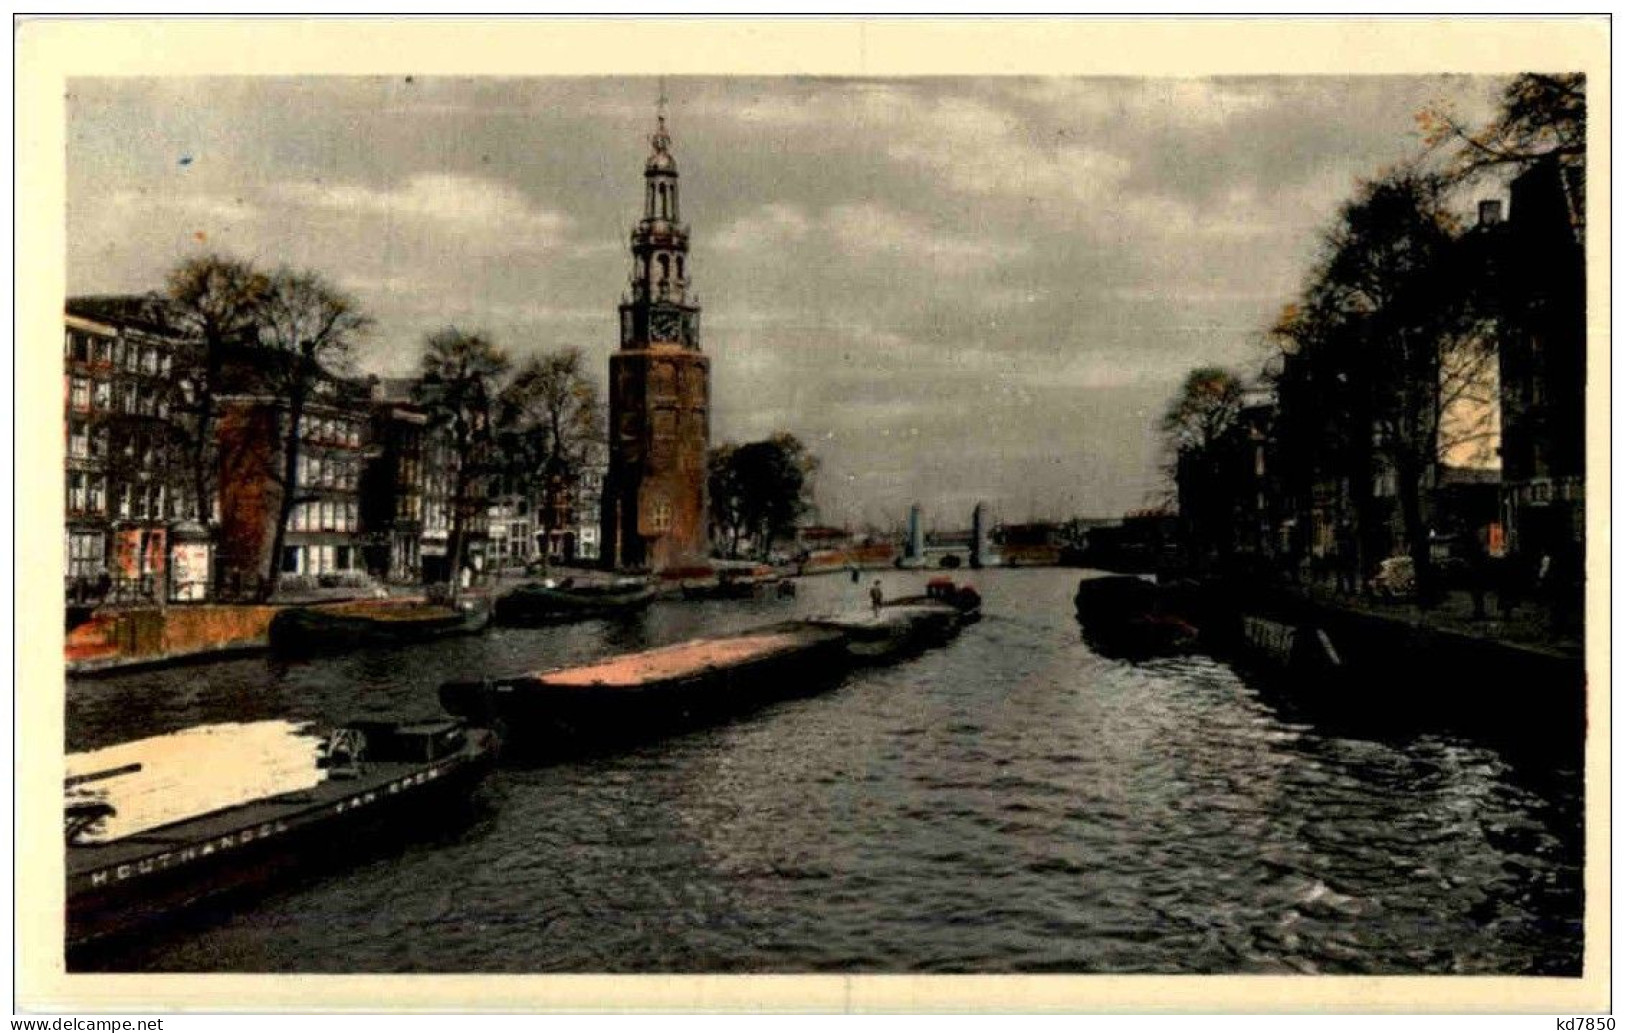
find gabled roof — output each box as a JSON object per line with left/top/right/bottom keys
{"left": 65, "top": 294, "right": 185, "bottom": 337}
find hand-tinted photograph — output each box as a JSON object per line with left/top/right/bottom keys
{"left": 57, "top": 68, "right": 1588, "bottom": 981}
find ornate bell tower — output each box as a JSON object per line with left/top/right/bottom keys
{"left": 601, "top": 98, "right": 711, "bottom": 571}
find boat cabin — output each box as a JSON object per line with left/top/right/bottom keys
{"left": 341, "top": 718, "right": 469, "bottom": 764}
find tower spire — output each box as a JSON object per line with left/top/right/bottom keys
{"left": 653, "top": 77, "right": 670, "bottom": 153}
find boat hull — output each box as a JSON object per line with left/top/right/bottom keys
{"left": 812, "top": 603, "right": 965, "bottom": 665}
{"left": 268, "top": 602, "right": 490, "bottom": 653}
{"left": 492, "top": 585, "right": 655, "bottom": 625}
{"left": 1073, "top": 575, "right": 1196, "bottom": 660}
{"left": 440, "top": 625, "right": 848, "bottom": 747}
{"left": 66, "top": 726, "right": 499, "bottom": 955}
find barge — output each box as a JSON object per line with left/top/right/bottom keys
{"left": 440, "top": 622, "right": 849, "bottom": 745}
{"left": 809, "top": 582, "right": 977, "bottom": 664}
{"left": 1073, "top": 574, "right": 1197, "bottom": 660}
{"left": 66, "top": 717, "right": 499, "bottom": 952}
{"left": 493, "top": 579, "right": 656, "bottom": 625}
{"left": 268, "top": 597, "right": 491, "bottom": 653}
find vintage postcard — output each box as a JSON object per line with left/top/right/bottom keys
{"left": 15, "top": 17, "right": 1610, "bottom": 1015}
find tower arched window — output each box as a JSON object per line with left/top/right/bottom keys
{"left": 657, "top": 253, "right": 670, "bottom": 291}
{"left": 676, "top": 255, "right": 684, "bottom": 282}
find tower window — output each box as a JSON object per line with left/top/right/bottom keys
{"left": 649, "top": 497, "right": 673, "bottom": 534}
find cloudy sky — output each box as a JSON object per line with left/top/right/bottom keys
{"left": 67, "top": 75, "right": 1505, "bottom": 528}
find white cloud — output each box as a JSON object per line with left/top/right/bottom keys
{"left": 885, "top": 97, "right": 1132, "bottom": 206}
{"left": 715, "top": 200, "right": 1029, "bottom": 274}
{"left": 713, "top": 203, "right": 813, "bottom": 251}
{"left": 275, "top": 173, "right": 575, "bottom": 249}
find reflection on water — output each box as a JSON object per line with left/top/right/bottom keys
{"left": 69, "top": 569, "right": 1583, "bottom": 974}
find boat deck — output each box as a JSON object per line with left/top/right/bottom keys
{"left": 534, "top": 627, "right": 837, "bottom": 688}
{"left": 67, "top": 757, "right": 436, "bottom": 878}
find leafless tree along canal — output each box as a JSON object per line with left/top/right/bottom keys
{"left": 69, "top": 569, "right": 1582, "bottom": 975}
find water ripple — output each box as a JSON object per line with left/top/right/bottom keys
{"left": 70, "top": 569, "right": 1582, "bottom": 974}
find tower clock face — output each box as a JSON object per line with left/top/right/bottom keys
{"left": 651, "top": 309, "right": 681, "bottom": 341}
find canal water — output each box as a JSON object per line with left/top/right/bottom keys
{"left": 68, "top": 568, "right": 1584, "bottom": 975}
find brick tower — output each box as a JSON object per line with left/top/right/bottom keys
{"left": 601, "top": 102, "right": 710, "bottom": 571}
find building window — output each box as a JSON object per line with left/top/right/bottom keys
{"left": 70, "top": 377, "right": 91, "bottom": 411}
{"left": 649, "top": 497, "right": 673, "bottom": 533}
{"left": 116, "top": 484, "right": 131, "bottom": 519}
{"left": 68, "top": 472, "right": 86, "bottom": 512}
{"left": 91, "top": 426, "right": 109, "bottom": 459}
{"left": 282, "top": 547, "right": 301, "bottom": 574}
{"left": 93, "top": 380, "right": 111, "bottom": 410}
{"left": 68, "top": 420, "right": 88, "bottom": 457}
{"left": 67, "top": 531, "right": 105, "bottom": 578}
{"left": 88, "top": 476, "right": 106, "bottom": 514}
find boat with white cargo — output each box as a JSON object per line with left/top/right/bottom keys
{"left": 66, "top": 717, "right": 499, "bottom": 952}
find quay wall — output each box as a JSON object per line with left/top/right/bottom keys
{"left": 799, "top": 545, "right": 899, "bottom": 573}
{"left": 67, "top": 605, "right": 282, "bottom": 675}
{"left": 1183, "top": 581, "right": 1586, "bottom": 752}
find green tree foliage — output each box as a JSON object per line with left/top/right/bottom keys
{"left": 707, "top": 433, "right": 818, "bottom": 560}
{"left": 416, "top": 327, "right": 511, "bottom": 593}
{"left": 257, "top": 268, "right": 372, "bottom": 596}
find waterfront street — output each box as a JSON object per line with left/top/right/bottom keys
{"left": 70, "top": 568, "right": 1584, "bottom": 975}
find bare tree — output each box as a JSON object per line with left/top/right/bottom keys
{"left": 1421, "top": 73, "right": 1586, "bottom": 240}
{"left": 163, "top": 254, "right": 271, "bottom": 530}
{"left": 496, "top": 347, "right": 603, "bottom": 571}
{"left": 257, "top": 268, "right": 372, "bottom": 598}
{"left": 1280, "top": 172, "right": 1494, "bottom": 600}
{"left": 417, "top": 328, "right": 511, "bottom": 597}
{"left": 1161, "top": 366, "right": 1245, "bottom": 565}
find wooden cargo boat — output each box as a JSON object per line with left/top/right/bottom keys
{"left": 268, "top": 597, "right": 491, "bottom": 653}
{"left": 679, "top": 566, "right": 789, "bottom": 601}
{"left": 493, "top": 579, "right": 656, "bottom": 625}
{"left": 1073, "top": 575, "right": 1197, "bottom": 660}
{"left": 439, "top": 622, "right": 848, "bottom": 744}
{"left": 66, "top": 717, "right": 499, "bottom": 953}
{"left": 808, "top": 603, "right": 962, "bottom": 664}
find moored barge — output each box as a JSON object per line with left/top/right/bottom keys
{"left": 493, "top": 579, "right": 656, "bottom": 625}
{"left": 269, "top": 597, "right": 491, "bottom": 653}
{"left": 67, "top": 718, "right": 499, "bottom": 953}
{"left": 440, "top": 622, "right": 848, "bottom": 745}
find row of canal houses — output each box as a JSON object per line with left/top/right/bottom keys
{"left": 1175, "top": 157, "right": 1585, "bottom": 587}
{"left": 64, "top": 294, "right": 604, "bottom": 606}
